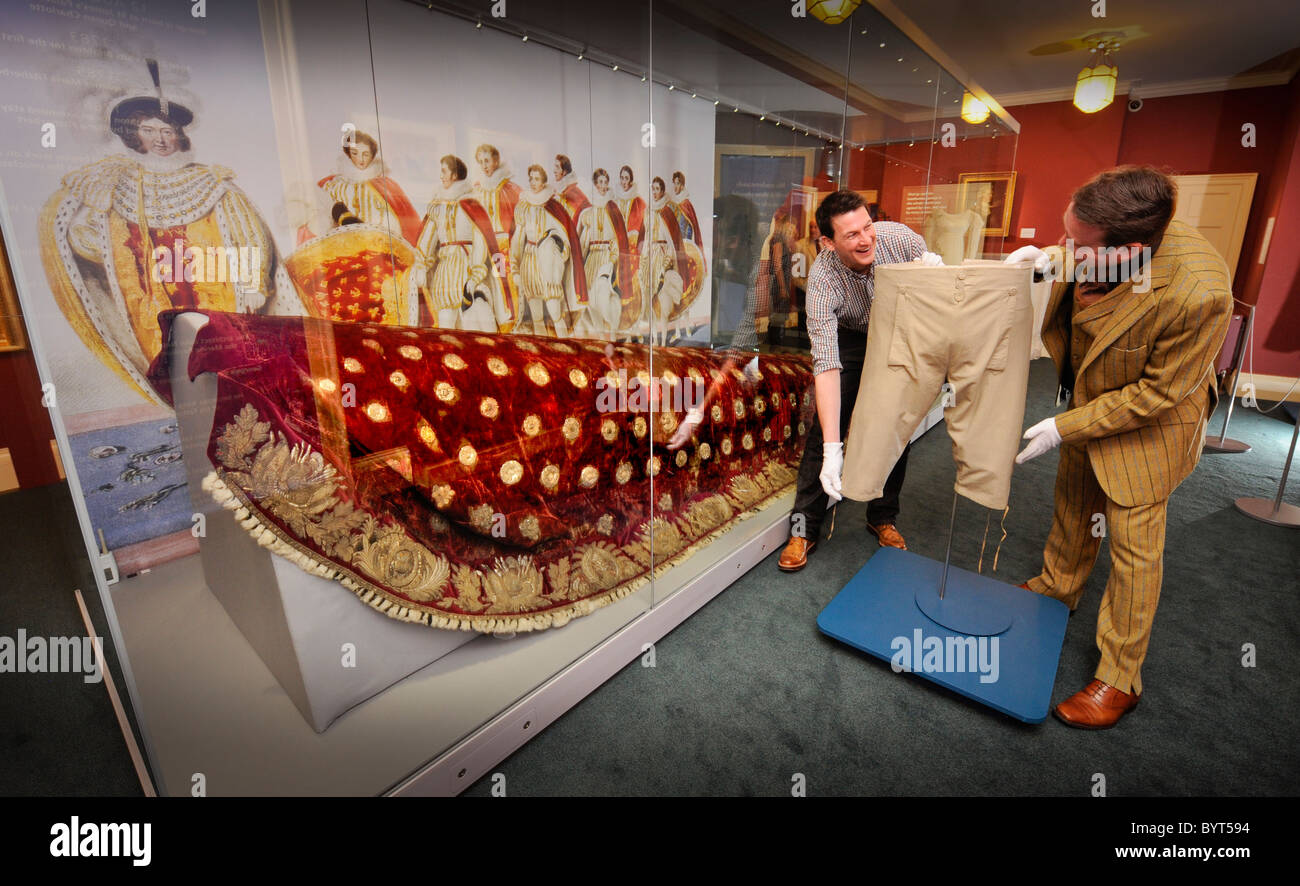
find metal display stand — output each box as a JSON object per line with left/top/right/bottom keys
{"left": 1234, "top": 412, "right": 1300, "bottom": 528}
{"left": 817, "top": 491, "right": 1069, "bottom": 723}
{"left": 1205, "top": 303, "right": 1255, "bottom": 454}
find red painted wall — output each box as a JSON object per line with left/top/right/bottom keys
{"left": 996, "top": 99, "right": 1128, "bottom": 254}
{"left": 1243, "top": 74, "right": 1300, "bottom": 375}
{"left": 848, "top": 83, "right": 1299, "bottom": 377}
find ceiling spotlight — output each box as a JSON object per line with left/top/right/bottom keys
{"left": 733, "top": 106, "right": 739, "bottom": 112}
{"left": 612, "top": 64, "right": 619, "bottom": 71}
{"left": 691, "top": 92, "right": 697, "bottom": 97}
{"left": 475, "top": 22, "right": 482, "bottom": 29}
{"left": 714, "top": 99, "right": 719, "bottom": 105}
{"left": 926, "top": 79, "right": 932, "bottom": 84}
{"left": 668, "top": 84, "right": 675, "bottom": 90}
{"left": 641, "top": 74, "right": 647, "bottom": 81}
{"left": 897, "top": 57, "right": 903, "bottom": 62}
{"left": 759, "top": 115, "right": 765, "bottom": 121}
{"left": 521, "top": 35, "right": 528, "bottom": 42}
{"left": 577, "top": 53, "right": 584, "bottom": 60}
{"left": 879, "top": 42, "right": 885, "bottom": 48}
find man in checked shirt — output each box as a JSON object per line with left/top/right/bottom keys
{"left": 778, "top": 190, "right": 941, "bottom": 572}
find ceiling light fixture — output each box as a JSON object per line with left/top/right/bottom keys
{"left": 961, "top": 91, "right": 987, "bottom": 123}
{"left": 808, "top": 0, "right": 862, "bottom": 24}
{"left": 1074, "top": 40, "right": 1119, "bottom": 113}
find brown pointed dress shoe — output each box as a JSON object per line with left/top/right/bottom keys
{"left": 867, "top": 522, "right": 907, "bottom": 550}
{"left": 778, "top": 536, "right": 816, "bottom": 572}
{"left": 1053, "top": 679, "right": 1140, "bottom": 729}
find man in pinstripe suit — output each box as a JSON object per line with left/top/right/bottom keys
{"left": 1013, "top": 166, "right": 1232, "bottom": 729}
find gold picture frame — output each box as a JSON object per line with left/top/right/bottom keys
{"left": 0, "top": 228, "right": 28, "bottom": 352}
{"left": 958, "top": 171, "right": 1017, "bottom": 238}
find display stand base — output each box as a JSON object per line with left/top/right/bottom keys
{"left": 1203, "top": 435, "right": 1251, "bottom": 454}
{"left": 1233, "top": 497, "right": 1300, "bottom": 527}
{"left": 817, "top": 548, "right": 1069, "bottom": 723}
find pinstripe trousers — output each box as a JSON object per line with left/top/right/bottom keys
{"left": 1026, "top": 442, "right": 1167, "bottom": 695}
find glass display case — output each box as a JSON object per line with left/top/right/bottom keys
{"left": 0, "top": 0, "right": 1017, "bottom": 794}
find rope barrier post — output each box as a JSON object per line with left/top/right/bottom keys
{"left": 1205, "top": 302, "right": 1254, "bottom": 454}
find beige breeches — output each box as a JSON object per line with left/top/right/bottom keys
{"left": 842, "top": 262, "right": 1034, "bottom": 510}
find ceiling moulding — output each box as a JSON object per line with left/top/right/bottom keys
{"left": 865, "top": 0, "right": 1018, "bottom": 134}
{"left": 997, "top": 70, "right": 1299, "bottom": 108}
{"left": 657, "top": 0, "right": 919, "bottom": 124}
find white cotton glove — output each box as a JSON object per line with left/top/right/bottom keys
{"left": 820, "top": 441, "right": 844, "bottom": 503}
{"left": 1015, "top": 417, "right": 1063, "bottom": 464}
{"left": 743, "top": 355, "right": 761, "bottom": 382}
{"left": 1005, "top": 245, "right": 1053, "bottom": 275}
{"left": 668, "top": 405, "right": 704, "bottom": 451}
{"left": 916, "top": 251, "right": 944, "bottom": 267}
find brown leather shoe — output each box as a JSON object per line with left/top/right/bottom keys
{"left": 867, "top": 522, "right": 907, "bottom": 550}
{"left": 778, "top": 536, "right": 815, "bottom": 572}
{"left": 1053, "top": 679, "right": 1140, "bottom": 729}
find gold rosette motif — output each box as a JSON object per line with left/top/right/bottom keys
{"left": 352, "top": 523, "right": 450, "bottom": 602}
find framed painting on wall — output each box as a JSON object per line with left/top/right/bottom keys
{"left": 958, "top": 171, "right": 1017, "bottom": 238}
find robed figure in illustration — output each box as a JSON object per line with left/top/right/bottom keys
{"left": 613, "top": 165, "right": 647, "bottom": 333}
{"left": 553, "top": 154, "right": 590, "bottom": 222}
{"left": 473, "top": 143, "right": 522, "bottom": 331}
{"left": 577, "top": 167, "right": 633, "bottom": 340}
{"left": 304, "top": 130, "right": 421, "bottom": 246}
{"left": 39, "top": 59, "right": 298, "bottom": 405}
{"left": 645, "top": 176, "right": 688, "bottom": 345}
{"left": 510, "top": 165, "right": 588, "bottom": 337}
{"left": 409, "top": 154, "right": 504, "bottom": 332}
{"left": 670, "top": 171, "right": 703, "bottom": 246}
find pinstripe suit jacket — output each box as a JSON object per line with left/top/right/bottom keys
{"left": 1042, "top": 220, "right": 1233, "bottom": 507}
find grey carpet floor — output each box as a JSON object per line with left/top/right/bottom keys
{"left": 0, "top": 483, "right": 144, "bottom": 796}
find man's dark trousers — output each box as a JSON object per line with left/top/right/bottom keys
{"left": 792, "top": 327, "right": 909, "bottom": 541}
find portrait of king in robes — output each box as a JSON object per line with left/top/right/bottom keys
{"left": 39, "top": 59, "right": 298, "bottom": 405}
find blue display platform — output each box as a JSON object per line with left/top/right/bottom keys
{"left": 817, "top": 548, "right": 1070, "bottom": 723}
